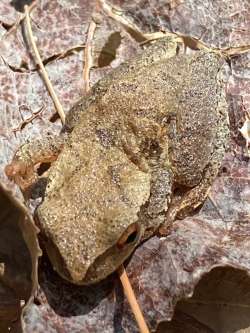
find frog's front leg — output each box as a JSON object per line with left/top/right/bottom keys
{"left": 5, "top": 135, "right": 65, "bottom": 193}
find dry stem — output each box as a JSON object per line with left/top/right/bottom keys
{"left": 118, "top": 265, "right": 150, "bottom": 333}
{"left": 24, "top": 5, "right": 65, "bottom": 124}
{"left": 98, "top": 0, "right": 250, "bottom": 56}
{"left": 83, "top": 20, "right": 97, "bottom": 93}
{"left": 12, "top": 106, "right": 44, "bottom": 132}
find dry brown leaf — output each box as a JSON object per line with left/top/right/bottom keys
{"left": 0, "top": 182, "right": 40, "bottom": 332}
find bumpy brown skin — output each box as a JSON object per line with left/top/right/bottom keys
{"left": 6, "top": 38, "right": 229, "bottom": 285}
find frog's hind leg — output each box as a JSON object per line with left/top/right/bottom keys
{"left": 159, "top": 162, "right": 220, "bottom": 235}
{"left": 5, "top": 134, "right": 66, "bottom": 194}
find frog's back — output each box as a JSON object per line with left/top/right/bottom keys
{"left": 66, "top": 47, "right": 229, "bottom": 185}
{"left": 75, "top": 50, "right": 225, "bottom": 123}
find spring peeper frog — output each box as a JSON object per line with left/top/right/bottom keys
{"left": 6, "top": 38, "right": 229, "bottom": 284}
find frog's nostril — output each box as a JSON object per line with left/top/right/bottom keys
{"left": 116, "top": 223, "right": 140, "bottom": 249}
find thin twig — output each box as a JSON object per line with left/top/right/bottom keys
{"left": 118, "top": 265, "right": 150, "bottom": 333}
{"left": 83, "top": 20, "right": 96, "bottom": 93}
{"left": 24, "top": 5, "right": 65, "bottom": 124}
{"left": 98, "top": 0, "right": 149, "bottom": 42}
{"left": 12, "top": 106, "right": 44, "bottom": 132}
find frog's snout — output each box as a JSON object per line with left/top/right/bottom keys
{"left": 83, "top": 222, "right": 142, "bottom": 285}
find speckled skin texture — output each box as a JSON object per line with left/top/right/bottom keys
{"left": 6, "top": 38, "right": 229, "bottom": 284}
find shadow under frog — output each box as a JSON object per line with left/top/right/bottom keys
{"left": 5, "top": 37, "right": 230, "bottom": 285}
{"left": 34, "top": 251, "right": 132, "bottom": 332}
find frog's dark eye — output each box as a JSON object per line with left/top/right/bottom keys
{"left": 116, "top": 223, "right": 140, "bottom": 249}
{"left": 37, "top": 162, "right": 51, "bottom": 176}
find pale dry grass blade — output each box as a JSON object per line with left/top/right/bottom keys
{"left": 24, "top": 5, "right": 66, "bottom": 124}
{"left": 83, "top": 20, "right": 97, "bottom": 93}
{"left": 118, "top": 265, "right": 150, "bottom": 333}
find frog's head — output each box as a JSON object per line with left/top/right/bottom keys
{"left": 36, "top": 148, "right": 151, "bottom": 285}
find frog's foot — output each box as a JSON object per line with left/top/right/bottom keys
{"left": 5, "top": 135, "right": 65, "bottom": 194}
{"left": 5, "top": 160, "right": 39, "bottom": 192}
{"left": 158, "top": 195, "right": 180, "bottom": 236}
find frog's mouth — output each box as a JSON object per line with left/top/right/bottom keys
{"left": 83, "top": 222, "right": 142, "bottom": 285}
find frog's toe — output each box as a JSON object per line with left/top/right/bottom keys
{"left": 5, "top": 161, "right": 26, "bottom": 179}
{"left": 5, "top": 160, "right": 38, "bottom": 192}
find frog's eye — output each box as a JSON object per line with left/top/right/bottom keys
{"left": 116, "top": 223, "right": 140, "bottom": 249}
